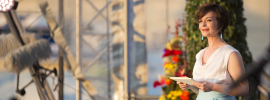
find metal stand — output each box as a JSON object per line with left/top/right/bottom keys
{"left": 3, "top": 9, "right": 56, "bottom": 100}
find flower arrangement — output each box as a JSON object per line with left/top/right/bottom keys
{"left": 153, "top": 19, "right": 191, "bottom": 100}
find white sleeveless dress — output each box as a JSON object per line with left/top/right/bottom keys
{"left": 193, "top": 45, "right": 240, "bottom": 100}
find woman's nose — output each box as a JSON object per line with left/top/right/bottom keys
{"left": 203, "top": 21, "right": 207, "bottom": 26}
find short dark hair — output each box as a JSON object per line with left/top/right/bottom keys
{"left": 195, "top": 3, "right": 229, "bottom": 33}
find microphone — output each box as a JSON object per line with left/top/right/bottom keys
{"left": 0, "top": 33, "right": 41, "bottom": 57}
{"left": 4, "top": 39, "right": 52, "bottom": 74}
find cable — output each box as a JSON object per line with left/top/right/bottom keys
{"left": 63, "top": 83, "right": 90, "bottom": 97}
{"left": 47, "top": 75, "right": 90, "bottom": 97}
{"left": 25, "top": 15, "right": 42, "bottom": 30}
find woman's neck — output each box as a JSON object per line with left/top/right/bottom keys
{"left": 207, "top": 36, "right": 226, "bottom": 49}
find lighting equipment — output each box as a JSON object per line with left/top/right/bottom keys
{"left": 0, "top": 0, "right": 14, "bottom": 12}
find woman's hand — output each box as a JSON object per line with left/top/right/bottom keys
{"left": 192, "top": 81, "right": 215, "bottom": 92}
{"left": 176, "top": 81, "right": 190, "bottom": 90}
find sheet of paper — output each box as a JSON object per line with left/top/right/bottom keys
{"left": 170, "top": 77, "right": 198, "bottom": 85}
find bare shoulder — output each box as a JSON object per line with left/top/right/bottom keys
{"left": 228, "top": 51, "right": 245, "bottom": 75}
{"left": 229, "top": 52, "right": 242, "bottom": 61}
{"left": 225, "top": 45, "right": 242, "bottom": 60}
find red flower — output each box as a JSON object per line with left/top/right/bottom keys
{"left": 162, "top": 49, "right": 182, "bottom": 58}
{"left": 180, "top": 95, "right": 189, "bottom": 100}
{"left": 180, "top": 91, "right": 190, "bottom": 100}
{"left": 179, "top": 74, "right": 188, "bottom": 77}
{"left": 175, "top": 70, "right": 188, "bottom": 77}
{"left": 173, "top": 50, "right": 182, "bottom": 55}
{"left": 160, "top": 79, "right": 165, "bottom": 84}
{"left": 176, "top": 73, "right": 187, "bottom": 77}
{"left": 172, "top": 56, "right": 180, "bottom": 62}
{"left": 165, "top": 79, "right": 172, "bottom": 86}
{"left": 153, "top": 80, "right": 162, "bottom": 88}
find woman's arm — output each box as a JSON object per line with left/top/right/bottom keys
{"left": 192, "top": 52, "right": 249, "bottom": 96}
{"left": 213, "top": 52, "right": 249, "bottom": 96}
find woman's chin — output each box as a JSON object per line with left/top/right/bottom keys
{"left": 201, "top": 33, "right": 209, "bottom": 37}
{"left": 201, "top": 32, "right": 209, "bottom": 35}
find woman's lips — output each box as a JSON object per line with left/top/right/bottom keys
{"left": 202, "top": 29, "right": 209, "bottom": 31}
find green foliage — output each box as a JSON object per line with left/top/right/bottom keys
{"left": 184, "top": 0, "right": 256, "bottom": 99}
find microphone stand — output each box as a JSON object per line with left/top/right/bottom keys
{"left": 3, "top": 2, "right": 56, "bottom": 100}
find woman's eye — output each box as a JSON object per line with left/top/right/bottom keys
{"left": 198, "top": 21, "right": 202, "bottom": 23}
{"left": 207, "top": 20, "right": 212, "bottom": 22}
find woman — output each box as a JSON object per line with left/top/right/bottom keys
{"left": 177, "top": 3, "right": 249, "bottom": 100}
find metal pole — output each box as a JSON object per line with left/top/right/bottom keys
{"left": 58, "top": 0, "right": 64, "bottom": 100}
{"left": 106, "top": 0, "right": 111, "bottom": 99}
{"left": 29, "top": 66, "right": 48, "bottom": 100}
{"left": 3, "top": 11, "right": 25, "bottom": 45}
{"left": 83, "top": 46, "right": 107, "bottom": 71}
{"left": 85, "top": 0, "right": 107, "bottom": 20}
{"left": 44, "top": 80, "right": 56, "bottom": 100}
{"left": 58, "top": 44, "right": 64, "bottom": 100}
{"left": 123, "top": 0, "right": 130, "bottom": 99}
{"left": 76, "top": 0, "right": 82, "bottom": 99}
{"left": 84, "top": 1, "right": 111, "bottom": 29}
{"left": 10, "top": 10, "right": 25, "bottom": 34}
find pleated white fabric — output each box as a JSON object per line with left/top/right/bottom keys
{"left": 193, "top": 45, "right": 241, "bottom": 85}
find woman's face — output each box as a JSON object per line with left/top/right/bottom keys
{"left": 199, "top": 11, "right": 220, "bottom": 37}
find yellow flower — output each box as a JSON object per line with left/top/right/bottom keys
{"left": 167, "top": 94, "right": 172, "bottom": 98}
{"left": 164, "top": 63, "right": 169, "bottom": 68}
{"left": 171, "top": 96, "right": 176, "bottom": 100}
{"left": 166, "top": 90, "right": 183, "bottom": 100}
{"left": 164, "top": 63, "right": 178, "bottom": 76}
{"left": 166, "top": 42, "right": 172, "bottom": 50}
{"left": 176, "top": 90, "right": 183, "bottom": 96}
{"left": 164, "top": 63, "right": 171, "bottom": 69}
{"left": 159, "top": 95, "right": 165, "bottom": 100}
{"left": 174, "top": 91, "right": 179, "bottom": 95}
{"left": 168, "top": 64, "right": 174, "bottom": 69}
{"left": 165, "top": 70, "right": 170, "bottom": 74}
{"left": 164, "top": 63, "right": 177, "bottom": 70}
{"left": 171, "top": 90, "right": 181, "bottom": 97}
